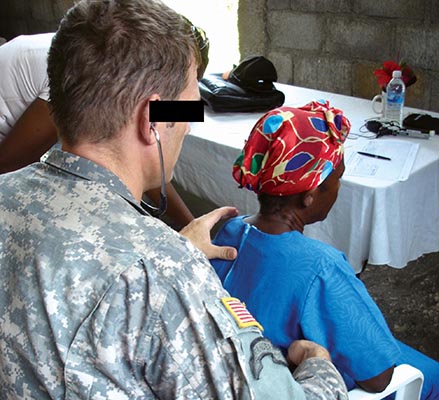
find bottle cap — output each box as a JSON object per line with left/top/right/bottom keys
{"left": 392, "top": 70, "right": 402, "bottom": 78}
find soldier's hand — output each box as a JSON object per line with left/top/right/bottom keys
{"left": 287, "top": 339, "right": 331, "bottom": 367}
{"left": 180, "top": 206, "right": 238, "bottom": 260}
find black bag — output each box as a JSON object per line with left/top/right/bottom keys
{"left": 199, "top": 56, "right": 285, "bottom": 113}
{"left": 403, "top": 113, "right": 439, "bottom": 134}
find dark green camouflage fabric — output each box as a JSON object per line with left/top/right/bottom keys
{"left": 0, "top": 148, "right": 347, "bottom": 399}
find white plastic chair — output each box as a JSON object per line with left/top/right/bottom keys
{"left": 348, "top": 364, "right": 424, "bottom": 400}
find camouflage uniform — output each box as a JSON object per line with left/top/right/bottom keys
{"left": 0, "top": 148, "right": 348, "bottom": 399}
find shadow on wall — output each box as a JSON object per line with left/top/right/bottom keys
{"left": 0, "top": 0, "right": 74, "bottom": 40}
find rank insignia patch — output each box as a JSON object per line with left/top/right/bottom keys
{"left": 250, "top": 337, "right": 288, "bottom": 379}
{"left": 221, "top": 297, "right": 263, "bottom": 331}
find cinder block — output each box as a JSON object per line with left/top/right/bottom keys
{"left": 403, "top": 69, "right": 429, "bottom": 110}
{"left": 26, "top": 19, "right": 56, "bottom": 34}
{"left": 397, "top": 26, "right": 439, "bottom": 70}
{"left": 52, "top": 0, "right": 74, "bottom": 20}
{"left": 429, "top": 76, "right": 439, "bottom": 113}
{"left": 425, "top": 29, "right": 439, "bottom": 71}
{"left": 326, "top": 17, "right": 392, "bottom": 61}
{"left": 294, "top": 56, "right": 352, "bottom": 95}
{"left": 290, "top": 0, "right": 353, "bottom": 13}
{"left": 352, "top": 62, "right": 381, "bottom": 101}
{"left": 268, "top": 11, "right": 323, "bottom": 50}
{"left": 430, "top": 0, "right": 439, "bottom": 24}
{"left": 30, "top": 0, "right": 54, "bottom": 22}
{"left": 267, "top": 0, "right": 291, "bottom": 10}
{"left": 239, "top": 0, "right": 266, "bottom": 56}
{"left": 354, "top": 0, "right": 425, "bottom": 19}
{"left": 6, "top": 1, "right": 28, "bottom": 17}
{"left": 1, "top": 19, "right": 29, "bottom": 39}
{"left": 0, "top": 2, "right": 11, "bottom": 17}
{"left": 268, "top": 51, "right": 293, "bottom": 84}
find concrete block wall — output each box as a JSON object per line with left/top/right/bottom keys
{"left": 239, "top": 0, "right": 439, "bottom": 112}
{"left": 1, "top": 0, "right": 437, "bottom": 112}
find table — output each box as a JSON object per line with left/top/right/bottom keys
{"left": 174, "top": 84, "right": 439, "bottom": 273}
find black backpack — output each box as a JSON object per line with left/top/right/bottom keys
{"left": 199, "top": 56, "right": 285, "bottom": 113}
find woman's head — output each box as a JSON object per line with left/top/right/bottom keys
{"left": 257, "top": 158, "right": 345, "bottom": 225}
{"left": 233, "top": 100, "right": 350, "bottom": 196}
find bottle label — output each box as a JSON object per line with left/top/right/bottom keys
{"left": 387, "top": 93, "right": 404, "bottom": 104}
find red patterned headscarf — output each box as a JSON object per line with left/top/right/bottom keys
{"left": 233, "top": 100, "right": 351, "bottom": 195}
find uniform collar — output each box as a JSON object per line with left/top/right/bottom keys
{"left": 42, "top": 147, "right": 148, "bottom": 215}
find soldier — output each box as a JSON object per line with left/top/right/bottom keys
{"left": 0, "top": 31, "right": 196, "bottom": 229}
{"left": 0, "top": 0, "right": 348, "bottom": 398}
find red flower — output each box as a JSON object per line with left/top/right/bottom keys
{"left": 374, "top": 60, "right": 417, "bottom": 91}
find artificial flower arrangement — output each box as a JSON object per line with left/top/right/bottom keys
{"left": 374, "top": 60, "right": 417, "bottom": 92}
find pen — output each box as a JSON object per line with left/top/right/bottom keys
{"left": 357, "top": 151, "right": 391, "bottom": 161}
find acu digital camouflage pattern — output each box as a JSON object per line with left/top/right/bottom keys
{"left": 0, "top": 148, "right": 348, "bottom": 399}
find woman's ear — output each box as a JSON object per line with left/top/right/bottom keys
{"left": 302, "top": 189, "right": 316, "bottom": 208}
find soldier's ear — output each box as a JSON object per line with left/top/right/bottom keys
{"left": 138, "top": 96, "right": 160, "bottom": 145}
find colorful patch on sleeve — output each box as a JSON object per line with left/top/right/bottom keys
{"left": 221, "top": 297, "right": 263, "bottom": 331}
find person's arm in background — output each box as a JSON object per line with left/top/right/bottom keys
{"left": 0, "top": 98, "right": 57, "bottom": 174}
{"left": 145, "top": 183, "right": 194, "bottom": 229}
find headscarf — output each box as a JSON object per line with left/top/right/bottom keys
{"left": 233, "top": 100, "right": 351, "bottom": 196}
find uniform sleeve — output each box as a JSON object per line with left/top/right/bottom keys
{"left": 149, "top": 287, "right": 348, "bottom": 400}
{"left": 301, "top": 255, "right": 400, "bottom": 383}
{"left": 237, "top": 333, "right": 348, "bottom": 400}
{"left": 294, "top": 357, "right": 348, "bottom": 400}
{"left": 148, "top": 292, "right": 307, "bottom": 400}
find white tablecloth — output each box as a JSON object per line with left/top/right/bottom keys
{"left": 174, "top": 84, "right": 439, "bottom": 273}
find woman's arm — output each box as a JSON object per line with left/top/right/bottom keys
{"left": 144, "top": 182, "right": 194, "bottom": 229}
{"left": 0, "top": 98, "right": 57, "bottom": 174}
{"left": 301, "top": 257, "right": 400, "bottom": 393}
{"left": 357, "top": 366, "right": 394, "bottom": 393}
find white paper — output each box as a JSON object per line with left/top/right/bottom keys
{"left": 344, "top": 139, "right": 419, "bottom": 181}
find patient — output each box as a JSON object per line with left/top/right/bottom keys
{"left": 211, "top": 101, "right": 439, "bottom": 399}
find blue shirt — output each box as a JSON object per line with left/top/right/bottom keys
{"left": 212, "top": 216, "right": 401, "bottom": 389}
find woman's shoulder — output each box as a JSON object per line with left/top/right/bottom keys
{"left": 214, "top": 215, "right": 247, "bottom": 240}
{"left": 301, "top": 234, "right": 345, "bottom": 257}
{"left": 299, "top": 235, "right": 354, "bottom": 275}
{"left": 216, "top": 217, "right": 353, "bottom": 273}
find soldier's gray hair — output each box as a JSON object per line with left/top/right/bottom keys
{"left": 48, "top": 0, "right": 196, "bottom": 145}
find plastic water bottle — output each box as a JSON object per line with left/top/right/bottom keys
{"left": 385, "top": 70, "right": 405, "bottom": 126}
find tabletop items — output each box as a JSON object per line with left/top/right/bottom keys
{"left": 385, "top": 70, "right": 406, "bottom": 126}
{"left": 365, "top": 119, "right": 433, "bottom": 139}
{"left": 199, "top": 56, "right": 285, "bottom": 112}
{"left": 403, "top": 113, "right": 439, "bottom": 134}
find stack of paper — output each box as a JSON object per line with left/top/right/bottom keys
{"left": 344, "top": 139, "right": 419, "bottom": 181}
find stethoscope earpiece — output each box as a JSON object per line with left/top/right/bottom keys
{"left": 141, "top": 124, "right": 167, "bottom": 217}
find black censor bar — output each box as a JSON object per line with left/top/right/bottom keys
{"left": 150, "top": 100, "right": 204, "bottom": 123}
